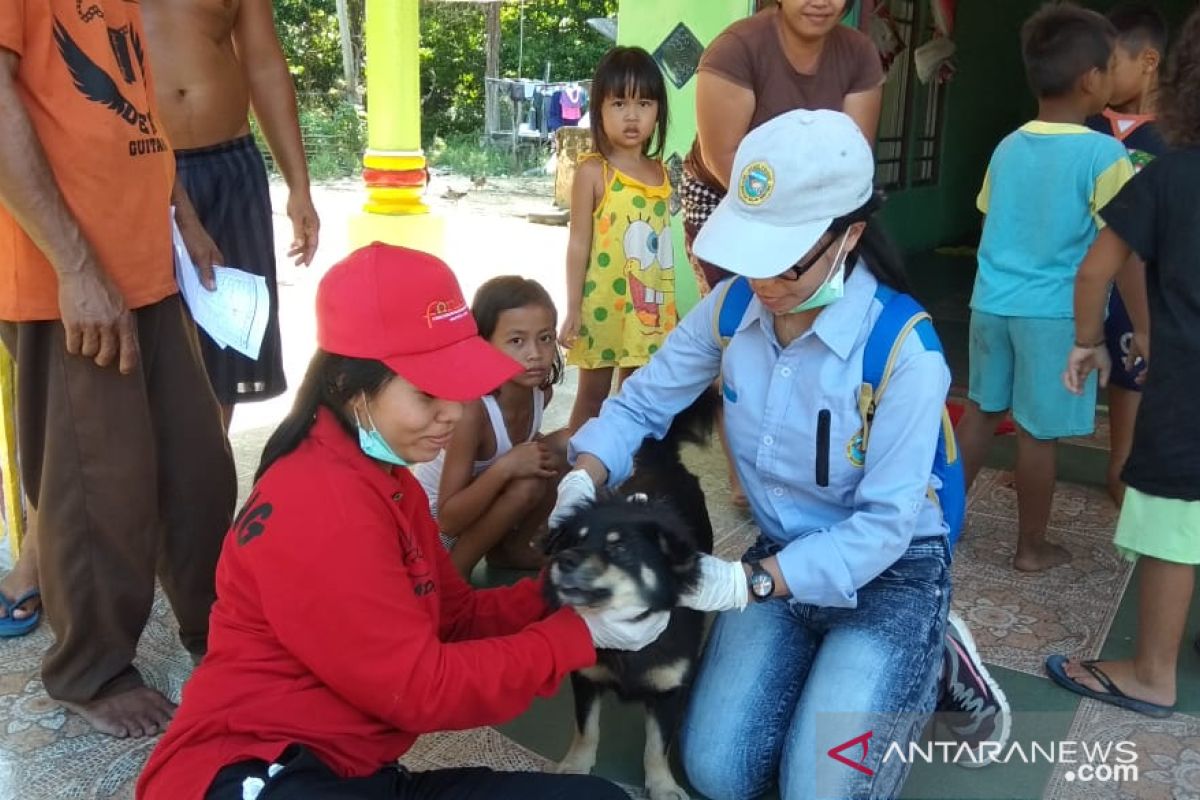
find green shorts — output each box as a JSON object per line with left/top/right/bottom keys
{"left": 1114, "top": 487, "right": 1200, "bottom": 565}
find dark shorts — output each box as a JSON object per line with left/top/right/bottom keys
{"left": 175, "top": 135, "right": 286, "bottom": 404}
{"left": 1104, "top": 288, "right": 1145, "bottom": 393}
{"left": 206, "top": 744, "right": 627, "bottom": 800}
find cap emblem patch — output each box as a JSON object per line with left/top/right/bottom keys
{"left": 738, "top": 161, "right": 775, "bottom": 206}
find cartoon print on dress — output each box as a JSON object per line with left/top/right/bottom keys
{"left": 623, "top": 216, "right": 675, "bottom": 332}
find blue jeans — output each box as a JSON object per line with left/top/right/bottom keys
{"left": 679, "top": 537, "right": 950, "bottom": 800}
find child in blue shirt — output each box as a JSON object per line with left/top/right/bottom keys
{"left": 956, "top": 4, "right": 1133, "bottom": 572}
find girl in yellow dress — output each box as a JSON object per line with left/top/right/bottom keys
{"left": 559, "top": 46, "right": 676, "bottom": 431}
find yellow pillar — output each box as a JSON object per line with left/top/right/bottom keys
{"left": 0, "top": 347, "right": 23, "bottom": 558}
{"left": 350, "top": 0, "right": 445, "bottom": 253}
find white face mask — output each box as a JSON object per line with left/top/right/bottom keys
{"left": 789, "top": 230, "right": 851, "bottom": 313}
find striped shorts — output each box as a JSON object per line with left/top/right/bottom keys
{"left": 175, "top": 135, "right": 286, "bottom": 404}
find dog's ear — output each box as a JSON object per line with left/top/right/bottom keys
{"left": 648, "top": 504, "right": 702, "bottom": 589}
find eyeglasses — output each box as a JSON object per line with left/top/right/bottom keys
{"left": 775, "top": 234, "right": 836, "bottom": 282}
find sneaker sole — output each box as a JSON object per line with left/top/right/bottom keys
{"left": 947, "top": 610, "right": 1012, "bottom": 768}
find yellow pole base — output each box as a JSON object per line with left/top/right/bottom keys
{"left": 348, "top": 211, "right": 446, "bottom": 258}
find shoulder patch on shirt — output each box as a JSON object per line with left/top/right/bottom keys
{"left": 234, "top": 490, "right": 274, "bottom": 546}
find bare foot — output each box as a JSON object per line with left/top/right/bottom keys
{"left": 1013, "top": 542, "right": 1072, "bottom": 572}
{"left": 1061, "top": 658, "right": 1175, "bottom": 707}
{"left": 63, "top": 686, "right": 176, "bottom": 738}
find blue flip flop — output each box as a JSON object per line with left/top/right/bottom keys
{"left": 1045, "top": 655, "right": 1173, "bottom": 718}
{"left": 0, "top": 588, "right": 41, "bottom": 637}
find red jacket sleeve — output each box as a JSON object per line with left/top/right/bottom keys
{"left": 433, "top": 539, "right": 553, "bottom": 641}
{"left": 246, "top": 474, "right": 595, "bottom": 734}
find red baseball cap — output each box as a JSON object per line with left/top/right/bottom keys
{"left": 316, "top": 243, "right": 522, "bottom": 401}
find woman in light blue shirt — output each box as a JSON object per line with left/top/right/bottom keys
{"left": 550, "top": 110, "right": 1004, "bottom": 799}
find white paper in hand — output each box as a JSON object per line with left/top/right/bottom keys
{"left": 171, "top": 210, "right": 271, "bottom": 360}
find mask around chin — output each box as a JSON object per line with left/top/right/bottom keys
{"left": 789, "top": 230, "right": 850, "bottom": 313}
{"left": 354, "top": 405, "right": 409, "bottom": 467}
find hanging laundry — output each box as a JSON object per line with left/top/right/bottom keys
{"left": 561, "top": 84, "right": 584, "bottom": 122}
{"left": 914, "top": 35, "right": 956, "bottom": 84}
{"left": 546, "top": 89, "right": 563, "bottom": 131}
{"left": 870, "top": 3, "right": 907, "bottom": 74}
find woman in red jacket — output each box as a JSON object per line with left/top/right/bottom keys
{"left": 137, "top": 243, "right": 663, "bottom": 800}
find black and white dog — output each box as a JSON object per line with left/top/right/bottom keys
{"left": 543, "top": 393, "right": 717, "bottom": 800}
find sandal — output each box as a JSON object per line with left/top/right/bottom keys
{"left": 0, "top": 588, "right": 41, "bottom": 637}
{"left": 1045, "top": 655, "right": 1174, "bottom": 718}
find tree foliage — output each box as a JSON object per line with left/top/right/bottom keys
{"left": 271, "top": 0, "right": 617, "bottom": 143}
{"left": 420, "top": 0, "right": 617, "bottom": 141}
{"left": 273, "top": 0, "right": 365, "bottom": 101}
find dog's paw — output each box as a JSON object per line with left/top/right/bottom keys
{"left": 550, "top": 749, "right": 596, "bottom": 775}
{"left": 646, "top": 777, "right": 689, "bottom": 800}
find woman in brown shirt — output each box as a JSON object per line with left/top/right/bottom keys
{"left": 683, "top": 0, "right": 884, "bottom": 291}
{"left": 683, "top": 0, "right": 884, "bottom": 511}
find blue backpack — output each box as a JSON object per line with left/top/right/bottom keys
{"left": 712, "top": 277, "right": 965, "bottom": 549}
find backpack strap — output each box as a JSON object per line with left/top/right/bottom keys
{"left": 858, "top": 287, "right": 939, "bottom": 452}
{"left": 712, "top": 276, "right": 755, "bottom": 349}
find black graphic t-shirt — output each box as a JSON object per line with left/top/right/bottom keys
{"left": 1086, "top": 109, "right": 1167, "bottom": 172}
{"left": 1100, "top": 148, "right": 1200, "bottom": 499}
{"left": 0, "top": 0, "right": 176, "bottom": 321}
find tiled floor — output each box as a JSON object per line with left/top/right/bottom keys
{"left": 1, "top": 198, "right": 1199, "bottom": 798}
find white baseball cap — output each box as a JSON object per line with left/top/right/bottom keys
{"left": 693, "top": 109, "right": 876, "bottom": 279}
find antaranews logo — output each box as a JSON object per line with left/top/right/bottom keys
{"left": 819, "top": 714, "right": 1140, "bottom": 798}
{"left": 827, "top": 731, "right": 875, "bottom": 777}
{"left": 879, "top": 738, "right": 1139, "bottom": 780}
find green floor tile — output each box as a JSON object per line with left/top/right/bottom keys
{"left": 497, "top": 663, "right": 1087, "bottom": 800}
{"left": 976, "top": 434, "right": 1109, "bottom": 489}
{"left": 496, "top": 682, "right": 659, "bottom": 789}
{"left": 903, "top": 667, "right": 1080, "bottom": 800}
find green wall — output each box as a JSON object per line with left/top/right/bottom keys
{"left": 881, "top": 1, "right": 1039, "bottom": 253}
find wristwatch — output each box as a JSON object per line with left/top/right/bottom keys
{"left": 746, "top": 560, "right": 775, "bottom": 602}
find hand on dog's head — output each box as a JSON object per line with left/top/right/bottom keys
{"left": 542, "top": 492, "right": 703, "bottom": 614}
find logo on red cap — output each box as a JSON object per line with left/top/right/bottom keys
{"left": 424, "top": 299, "right": 469, "bottom": 328}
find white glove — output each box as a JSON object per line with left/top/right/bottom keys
{"left": 548, "top": 469, "right": 597, "bottom": 529}
{"left": 581, "top": 604, "right": 671, "bottom": 651}
{"left": 678, "top": 554, "right": 750, "bottom": 612}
